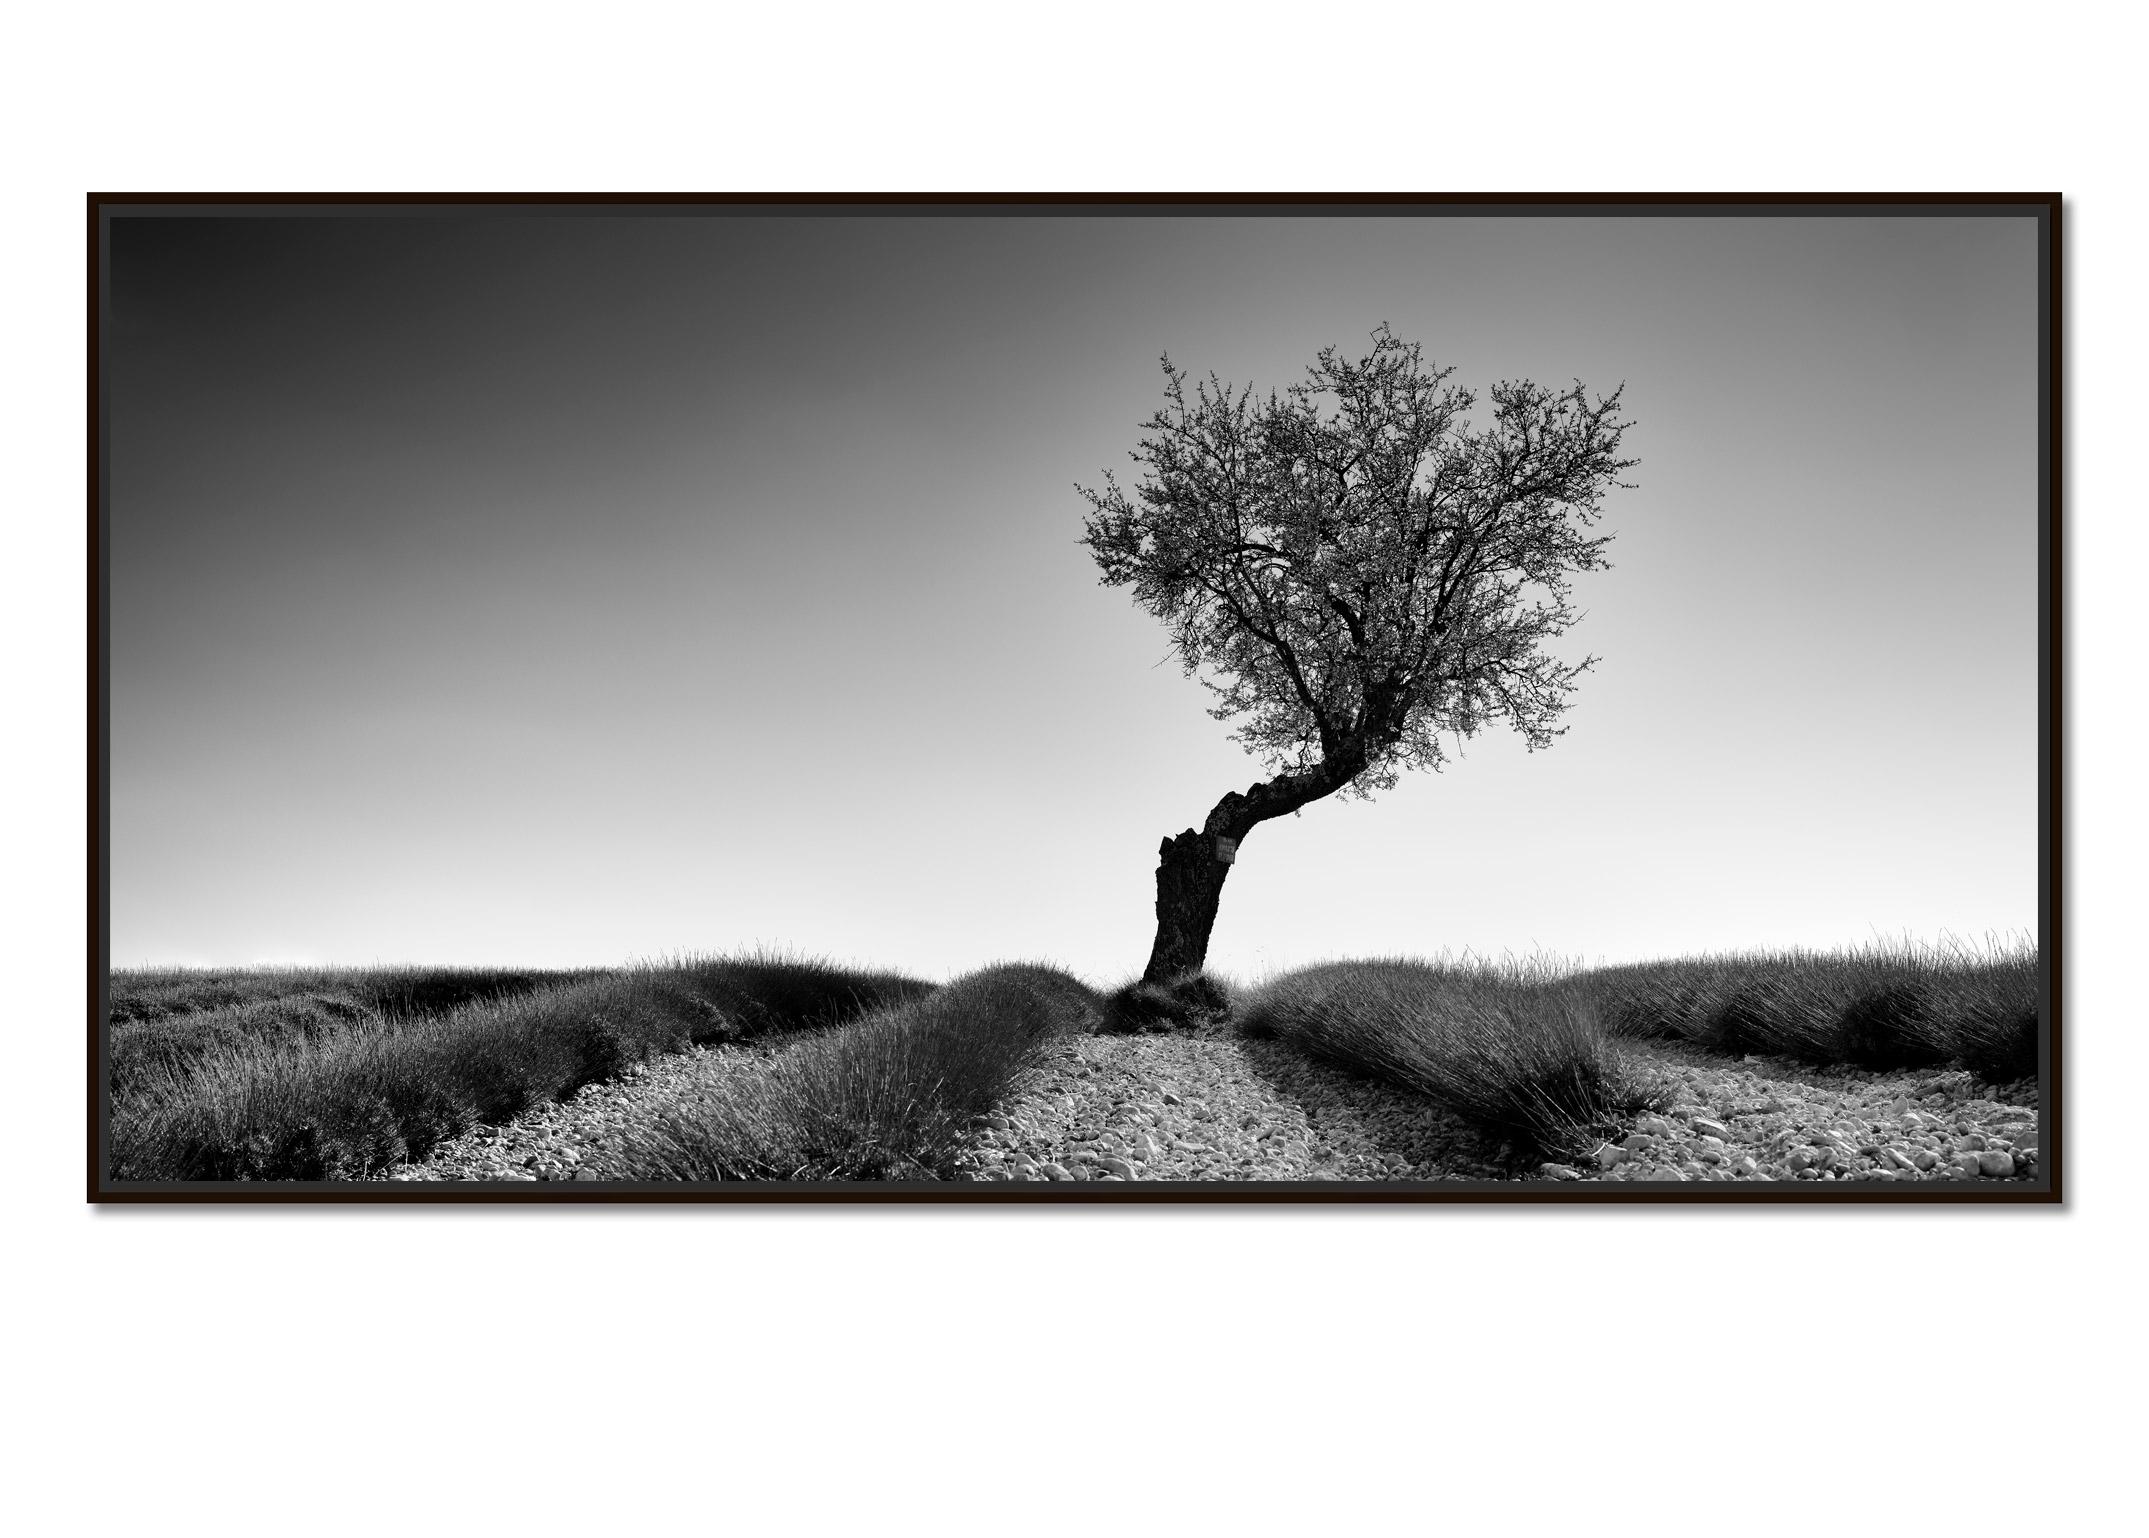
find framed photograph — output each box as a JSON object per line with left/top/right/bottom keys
{"left": 90, "top": 194, "right": 2058, "bottom": 1202}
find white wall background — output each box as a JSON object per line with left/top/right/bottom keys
{"left": 7, "top": 4, "right": 2139, "bottom": 1535}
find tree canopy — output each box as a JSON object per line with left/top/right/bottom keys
{"left": 1079, "top": 326, "right": 1637, "bottom": 807}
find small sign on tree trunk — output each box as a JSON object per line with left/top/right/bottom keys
{"left": 1215, "top": 836, "right": 1237, "bottom": 864}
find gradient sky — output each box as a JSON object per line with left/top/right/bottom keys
{"left": 106, "top": 209, "right": 2041, "bottom": 981}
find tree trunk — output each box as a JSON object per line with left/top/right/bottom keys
{"left": 1141, "top": 828, "right": 1235, "bottom": 982}
{"left": 1138, "top": 749, "right": 1372, "bottom": 985}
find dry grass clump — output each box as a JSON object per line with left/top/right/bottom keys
{"left": 108, "top": 952, "right": 929, "bottom": 1182}
{"left": 110, "top": 992, "right": 386, "bottom": 1105}
{"left": 1237, "top": 955, "right": 1656, "bottom": 1162}
{"left": 1932, "top": 948, "right": 2041, "bottom": 1081}
{"left": 1587, "top": 935, "right": 2040, "bottom": 1079}
{"left": 106, "top": 965, "right": 601, "bottom": 1098}
{"left": 1099, "top": 969, "right": 1233, "bottom": 1034}
{"left": 107, "top": 964, "right": 589, "bottom": 1026}
{"left": 609, "top": 963, "right": 1104, "bottom": 1181}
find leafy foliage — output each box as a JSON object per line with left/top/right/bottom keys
{"left": 1079, "top": 327, "right": 1636, "bottom": 796}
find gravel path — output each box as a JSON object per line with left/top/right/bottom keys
{"left": 1550, "top": 1041, "right": 2041, "bottom": 1185}
{"left": 951, "top": 1026, "right": 1511, "bottom": 1182}
{"left": 378, "top": 1022, "right": 2041, "bottom": 1187}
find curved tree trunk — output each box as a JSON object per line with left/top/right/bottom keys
{"left": 1139, "top": 750, "right": 1369, "bottom": 984}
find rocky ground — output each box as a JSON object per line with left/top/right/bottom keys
{"left": 384, "top": 1033, "right": 798, "bottom": 1182}
{"left": 950, "top": 1026, "right": 1510, "bottom": 1182}
{"left": 378, "top": 1021, "right": 2041, "bottom": 1187}
{"left": 1551, "top": 1039, "right": 2041, "bottom": 1185}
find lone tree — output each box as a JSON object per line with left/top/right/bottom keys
{"left": 1079, "top": 327, "right": 1637, "bottom": 984}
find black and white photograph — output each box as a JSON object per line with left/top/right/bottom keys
{"left": 93, "top": 196, "right": 2056, "bottom": 1199}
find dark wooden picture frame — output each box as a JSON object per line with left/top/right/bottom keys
{"left": 90, "top": 193, "right": 2060, "bottom": 1204}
